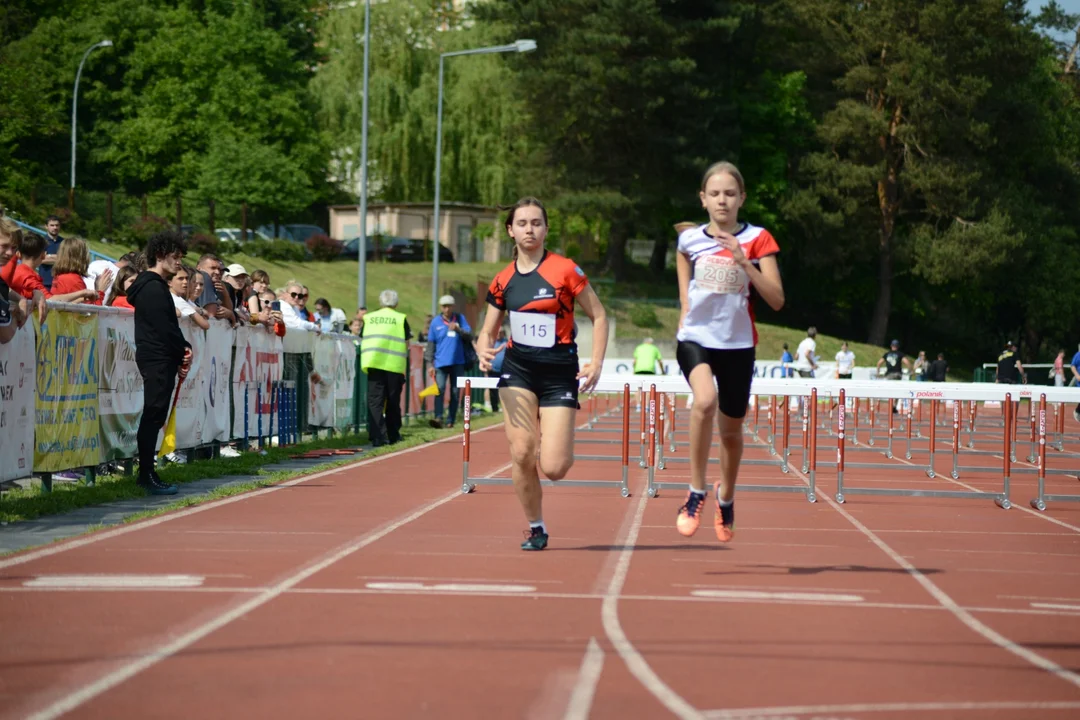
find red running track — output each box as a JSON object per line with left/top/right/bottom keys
{"left": 1, "top": 411, "right": 1080, "bottom": 720}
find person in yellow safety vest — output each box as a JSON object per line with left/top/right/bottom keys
{"left": 360, "top": 289, "right": 412, "bottom": 447}
{"left": 633, "top": 337, "right": 664, "bottom": 375}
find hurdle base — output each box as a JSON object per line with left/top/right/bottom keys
{"left": 465, "top": 476, "right": 631, "bottom": 496}
{"left": 837, "top": 486, "right": 1010, "bottom": 508}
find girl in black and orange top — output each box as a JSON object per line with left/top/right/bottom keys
{"left": 476, "top": 197, "right": 608, "bottom": 551}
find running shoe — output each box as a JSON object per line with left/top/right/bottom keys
{"left": 713, "top": 482, "right": 734, "bottom": 542}
{"left": 676, "top": 490, "right": 707, "bottom": 537}
{"left": 521, "top": 526, "right": 548, "bottom": 551}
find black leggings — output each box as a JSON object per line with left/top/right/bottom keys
{"left": 675, "top": 341, "right": 755, "bottom": 419}
{"left": 137, "top": 361, "right": 178, "bottom": 474}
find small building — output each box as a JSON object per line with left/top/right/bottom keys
{"left": 329, "top": 202, "right": 505, "bottom": 263}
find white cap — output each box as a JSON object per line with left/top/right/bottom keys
{"left": 225, "top": 263, "right": 249, "bottom": 277}
{"left": 438, "top": 294, "right": 455, "bottom": 306}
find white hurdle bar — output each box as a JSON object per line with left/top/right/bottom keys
{"left": 457, "top": 375, "right": 1080, "bottom": 509}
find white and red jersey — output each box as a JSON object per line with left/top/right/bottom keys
{"left": 676, "top": 223, "right": 779, "bottom": 350}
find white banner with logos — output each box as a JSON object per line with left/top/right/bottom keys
{"left": 231, "top": 324, "right": 283, "bottom": 439}
{"left": 203, "top": 318, "right": 234, "bottom": 443}
{"left": 0, "top": 323, "right": 36, "bottom": 482}
{"left": 176, "top": 318, "right": 207, "bottom": 449}
{"left": 97, "top": 313, "right": 142, "bottom": 460}
{"left": 333, "top": 335, "right": 357, "bottom": 429}
{"left": 309, "top": 334, "right": 338, "bottom": 428}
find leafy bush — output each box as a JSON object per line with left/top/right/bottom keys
{"left": 114, "top": 215, "right": 172, "bottom": 248}
{"left": 243, "top": 239, "right": 306, "bottom": 262}
{"left": 188, "top": 232, "right": 219, "bottom": 255}
{"left": 306, "top": 233, "right": 343, "bottom": 261}
{"left": 629, "top": 303, "right": 661, "bottom": 329}
{"left": 564, "top": 241, "right": 581, "bottom": 261}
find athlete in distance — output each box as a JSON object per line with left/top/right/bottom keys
{"left": 674, "top": 161, "right": 786, "bottom": 542}
{"left": 475, "top": 197, "right": 609, "bottom": 551}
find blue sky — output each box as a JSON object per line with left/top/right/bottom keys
{"left": 1025, "top": 0, "right": 1079, "bottom": 42}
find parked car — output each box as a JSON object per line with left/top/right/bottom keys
{"left": 215, "top": 227, "right": 271, "bottom": 243}
{"left": 339, "top": 236, "right": 380, "bottom": 261}
{"left": 256, "top": 224, "right": 327, "bottom": 244}
{"left": 385, "top": 238, "right": 455, "bottom": 263}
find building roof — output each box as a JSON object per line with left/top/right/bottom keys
{"left": 329, "top": 201, "right": 498, "bottom": 213}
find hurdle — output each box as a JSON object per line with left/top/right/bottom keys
{"left": 1030, "top": 392, "right": 1080, "bottom": 510}
{"left": 457, "top": 376, "right": 637, "bottom": 497}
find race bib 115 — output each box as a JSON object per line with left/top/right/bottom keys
{"left": 510, "top": 311, "right": 556, "bottom": 348}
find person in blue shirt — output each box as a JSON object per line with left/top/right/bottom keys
{"left": 1070, "top": 344, "right": 1080, "bottom": 422}
{"left": 780, "top": 343, "right": 794, "bottom": 378}
{"left": 424, "top": 294, "right": 472, "bottom": 428}
{"left": 487, "top": 324, "right": 509, "bottom": 412}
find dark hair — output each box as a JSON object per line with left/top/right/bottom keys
{"left": 46, "top": 214, "right": 61, "bottom": 224}
{"left": 503, "top": 196, "right": 548, "bottom": 260}
{"left": 19, "top": 232, "right": 47, "bottom": 258}
{"left": 105, "top": 264, "right": 139, "bottom": 306}
{"left": 315, "top": 297, "right": 330, "bottom": 309}
{"left": 145, "top": 230, "right": 188, "bottom": 268}
{"left": 198, "top": 252, "right": 221, "bottom": 267}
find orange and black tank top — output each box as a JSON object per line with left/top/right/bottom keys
{"left": 486, "top": 251, "right": 589, "bottom": 365}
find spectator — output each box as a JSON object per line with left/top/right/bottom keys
{"left": 1052, "top": 349, "right": 1065, "bottom": 388}
{"left": 247, "top": 269, "right": 271, "bottom": 315}
{"left": 424, "top": 294, "right": 471, "bottom": 429}
{"left": 418, "top": 313, "right": 434, "bottom": 342}
{"left": 38, "top": 215, "right": 64, "bottom": 288}
{"left": 280, "top": 280, "right": 321, "bottom": 333}
{"left": 195, "top": 254, "right": 235, "bottom": 323}
{"left": 314, "top": 297, "right": 347, "bottom": 333}
{"left": 0, "top": 219, "right": 47, "bottom": 328}
{"left": 170, "top": 264, "right": 209, "bottom": 330}
{"left": 223, "top": 263, "right": 252, "bottom": 324}
{"left": 995, "top": 341, "right": 1025, "bottom": 384}
{"left": 359, "top": 289, "right": 412, "bottom": 447}
{"left": 1069, "top": 344, "right": 1080, "bottom": 422}
{"left": 794, "top": 327, "right": 817, "bottom": 378}
{"left": 51, "top": 238, "right": 111, "bottom": 305}
{"left": 105, "top": 265, "right": 139, "bottom": 309}
{"left": 2, "top": 231, "right": 90, "bottom": 304}
{"left": 127, "top": 230, "right": 191, "bottom": 495}
{"left": 877, "top": 339, "right": 909, "bottom": 380}
{"left": 0, "top": 226, "right": 16, "bottom": 344}
{"left": 487, "top": 324, "right": 508, "bottom": 413}
{"left": 928, "top": 352, "right": 949, "bottom": 382}
{"left": 913, "top": 350, "right": 928, "bottom": 382}
{"left": 633, "top": 337, "right": 663, "bottom": 375}
{"left": 835, "top": 342, "right": 855, "bottom": 379}
{"left": 780, "top": 343, "right": 794, "bottom": 378}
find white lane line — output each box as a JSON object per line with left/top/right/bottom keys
{"left": 0, "top": 423, "right": 505, "bottom": 571}
{"left": 788, "top": 466, "right": 1080, "bottom": 692}
{"left": 1031, "top": 602, "right": 1080, "bottom": 611}
{"left": 23, "top": 575, "right": 204, "bottom": 589}
{"left": 563, "top": 637, "right": 605, "bottom": 720}
{"left": 365, "top": 582, "right": 535, "bottom": 593}
{"left": 702, "top": 700, "right": 1080, "bottom": 718}
{"left": 601, "top": 488, "right": 702, "bottom": 720}
{"left": 890, "top": 452, "right": 1080, "bottom": 534}
{"left": 23, "top": 459, "right": 512, "bottom": 720}
{"left": 689, "top": 589, "right": 864, "bottom": 603}
{"left": 1002, "top": 594, "right": 1080, "bottom": 602}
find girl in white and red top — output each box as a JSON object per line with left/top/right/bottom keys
{"left": 674, "top": 161, "right": 785, "bottom": 542}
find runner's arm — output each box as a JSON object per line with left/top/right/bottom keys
{"left": 739, "top": 254, "right": 784, "bottom": 311}
{"left": 575, "top": 284, "right": 608, "bottom": 392}
{"left": 676, "top": 250, "right": 691, "bottom": 330}
{"left": 475, "top": 307, "right": 505, "bottom": 372}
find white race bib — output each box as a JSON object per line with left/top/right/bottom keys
{"left": 694, "top": 255, "right": 747, "bottom": 295}
{"left": 446, "top": 330, "right": 457, "bottom": 338}
{"left": 510, "top": 311, "right": 555, "bottom": 348}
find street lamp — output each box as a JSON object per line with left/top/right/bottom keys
{"left": 357, "top": 0, "right": 371, "bottom": 310}
{"left": 430, "top": 39, "right": 537, "bottom": 315}
{"left": 71, "top": 39, "right": 113, "bottom": 203}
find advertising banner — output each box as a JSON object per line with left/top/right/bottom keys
{"left": 333, "top": 334, "right": 357, "bottom": 430}
{"left": 0, "top": 323, "right": 36, "bottom": 482}
{"left": 34, "top": 311, "right": 102, "bottom": 472}
{"left": 309, "top": 334, "right": 338, "bottom": 428}
{"left": 97, "top": 313, "right": 142, "bottom": 460}
{"left": 203, "top": 318, "right": 233, "bottom": 443}
{"left": 232, "top": 325, "right": 282, "bottom": 439}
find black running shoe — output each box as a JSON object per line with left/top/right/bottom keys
{"left": 521, "top": 526, "right": 549, "bottom": 551}
{"left": 137, "top": 473, "right": 178, "bottom": 496}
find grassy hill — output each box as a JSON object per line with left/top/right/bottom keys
{"left": 86, "top": 238, "right": 896, "bottom": 367}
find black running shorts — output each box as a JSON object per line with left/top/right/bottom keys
{"left": 497, "top": 351, "right": 580, "bottom": 409}
{"left": 675, "top": 341, "right": 755, "bottom": 419}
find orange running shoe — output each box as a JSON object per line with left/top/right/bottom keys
{"left": 676, "top": 490, "right": 707, "bottom": 537}
{"left": 713, "top": 482, "right": 735, "bottom": 542}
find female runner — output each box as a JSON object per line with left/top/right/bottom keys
{"left": 674, "top": 162, "right": 785, "bottom": 542}
{"left": 476, "top": 197, "right": 608, "bottom": 550}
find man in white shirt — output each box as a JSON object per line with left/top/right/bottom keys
{"left": 794, "top": 327, "right": 818, "bottom": 378}
{"left": 835, "top": 342, "right": 855, "bottom": 379}
{"left": 280, "top": 281, "right": 321, "bottom": 333}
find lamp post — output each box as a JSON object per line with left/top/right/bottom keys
{"left": 356, "top": 0, "right": 371, "bottom": 311}
{"left": 430, "top": 39, "right": 537, "bottom": 315}
{"left": 70, "top": 39, "right": 112, "bottom": 208}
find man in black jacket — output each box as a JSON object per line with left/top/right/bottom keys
{"left": 127, "top": 231, "right": 192, "bottom": 495}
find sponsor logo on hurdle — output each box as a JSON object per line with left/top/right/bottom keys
{"left": 913, "top": 390, "right": 945, "bottom": 399}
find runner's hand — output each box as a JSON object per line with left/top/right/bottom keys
{"left": 577, "top": 361, "right": 601, "bottom": 394}
{"left": 716, "top": 230, "right": 749, "bottom": 267}
{"left": 477, "top": 346, "right": 497, "bottom": 373}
